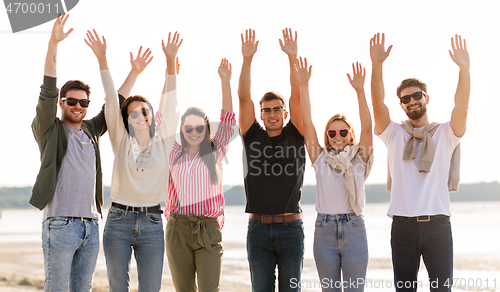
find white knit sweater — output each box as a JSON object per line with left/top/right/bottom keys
{"left": 102, "top": 69, "right": 179, "bottom": 205}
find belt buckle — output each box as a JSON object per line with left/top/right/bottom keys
{"left": 261, "top": 215, "right": 271, "bottom": 224}
{"left": 130, "top": 206, "right": 144, "bottom": 213}
{"left": 417, "top": 215, "right": 431, "bottom": 222}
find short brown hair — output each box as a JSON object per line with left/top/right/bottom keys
{"left": 60, "top": 80, "right": 91, "bottom": 99}
{"left": 396, "top": 78, "right": 427, "bottom": 98}
{"left": 259, "top": 91, "right": 287, "bottom": 108}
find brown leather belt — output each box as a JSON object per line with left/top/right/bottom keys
{"left": 249, "top": 213, "right": 302, "bottom": 224}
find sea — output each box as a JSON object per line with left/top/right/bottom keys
{"left": 1, "top": 201, "right": 499, "bottom": 292}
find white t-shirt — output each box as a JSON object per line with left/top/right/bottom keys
{"left": 312, "top": 150, "right": 371, "bottom": 214}
{"left": 376, "top": 121, "right": 461, "bottom": 217}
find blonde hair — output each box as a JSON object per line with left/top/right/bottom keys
{"left": 323, "top": 113, "right": 356, "bottom": 150}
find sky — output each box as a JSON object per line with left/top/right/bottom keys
{"left": 0, "top": 0, "right": 499, "bottom": 188}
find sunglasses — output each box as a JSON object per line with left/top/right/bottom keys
{"left": 61, "top": 97, "right": 90, "bottom": 108}
{"left": 327, "top": 128, "right": 350, "bottom": 139}
{"left": 261, "top": 106, "right": 284, "bottom": 114}
{"left": 129, "top": 108, "right": 151, "bottom": 119}
{"left": 184, "top": 124, "right": 206, "bottom": 134}
{"left": 400, "top": 91, "right": 426, "bottom": 105}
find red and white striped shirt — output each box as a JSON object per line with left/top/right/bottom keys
{"left": 165, "top": 109, "right": 236, "bottom": 228}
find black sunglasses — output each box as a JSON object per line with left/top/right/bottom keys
{"left": 400, "top": 91, "right": 426, "bottom": 105}
{"left": 61, "top": 97, "right": 90, "bottom": 108}
{"left": 184, "top": 124, "right": 206, "bottom": 134}
{"left": 129, "top": 108, "right": 150, "bottom": 119}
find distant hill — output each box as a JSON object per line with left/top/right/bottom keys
{"left": 1, "top": 182, "right": 499, "bottom": 209}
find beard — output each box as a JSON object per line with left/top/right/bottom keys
{"left": 405, "top": 104, "right": 427, "bottom": 120}
{"left": 62, "top": 109, "right": 86, "bottom": 124}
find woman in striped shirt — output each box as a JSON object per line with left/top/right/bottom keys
{"left": 165, "top": 58, "right": 236, "bottom": 292}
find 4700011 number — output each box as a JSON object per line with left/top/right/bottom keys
{"left": 5, "top": 2, "right": 61, "bottom": 14}
{"left": 444, "top": 278, "right": 497, "bottom": 289}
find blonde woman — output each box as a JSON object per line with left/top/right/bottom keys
{"left": 295, "top": 58, "right": 373, "bottom": 291}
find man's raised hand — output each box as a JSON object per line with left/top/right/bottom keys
{"left": 241, "top": 29, "right": 259, "bottom": 58}
{"left": 50, "top": 14, "right": 73, "bottom": 44}
{"left": 294, "top": 57, "right": 312, "bottom": 85}
{"left": 370, "top": 33, "right": 392, "bottom": 64}
{"left": 279, "top": 28, "right": 298, "bottom": 57}
{"left": 449, "top": 34, "right": 469, "bottom": 69}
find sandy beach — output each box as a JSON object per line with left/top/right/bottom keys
{"left": 1, "top": 203, "right": 499, "bottom": 291}
{"left": 1, "top": 241, "right": 500, "bottom": 292}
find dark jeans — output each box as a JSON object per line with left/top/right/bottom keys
{"left": 247, "top": 219, "right": 305, "bottom": 292}
{"left": 391, "top": 216, "right": 453, "bottom": 292}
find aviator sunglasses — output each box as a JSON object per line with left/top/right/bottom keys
{"left": 400, "top": 91, "right": 426, "bottom": 105}
{"left": 61, "top": 97, "right": 90, "bottom": 108}
{"left": 184, "top": 124, "right": 206, "bottom": 134}
{"left": 328, "top": 128, "right": 350, "bottom": 139}
{"left": 129, "top": 108, "right": 151, "bottom": 119}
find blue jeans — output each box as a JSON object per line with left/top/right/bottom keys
{"left": 313, "top": 213, "right": 368, "bottom": 292}
{"left": 246, "top": 219, "right": 305, "bottom": 292}
{"left": 42, "top": 217, "right": 99, "bottom": 292}
{"left": 391, "top": 216, "right": 453, "bottom": 292}
{"left": 103, "top": 206, "right": 165, "bottom": 292}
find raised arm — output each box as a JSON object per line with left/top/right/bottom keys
{"left": 449, "top": 35, "right": 470, "bottom": 137}
{"left": 238, "top": 29, "right": 259, "bottom": 135}
{"left": 347, "top": 62, "right": 373, "bottom": 162}
{"left": 85, "top": 30, "right": 121, "bottom": 150}
{"left": 44, "top": 14, "right": 73, "bottom": 78}
{"left": 117, "top": 46, "right": 153, "bottom": 98}
{"left": 214, "top": 58, "right": 237, "bottom": 151}
{"left": 33, "top": 15, "right": 72, "bottom": 139}
{"left": 295, "top": 57, "right": 321, "bottom": 164}
{"left": 157, "top": 57, "right": 179, "bottom": 113}
{"left": 157, "top": 32, "right": 182, "bottom": 140}
{"left": 218, "top": 58, "right": 233, "bottom": 113}
{"left": 84, "top": 29, "right": 108, "bottom": 70}
{"left": 370, "top": 33, "right": 392, "bottom": 134}
{"left": 279, "top": 28, "right": 303, "bottom": 134}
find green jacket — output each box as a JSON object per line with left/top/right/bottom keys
{"left": 30, "top": 76, "right": 107, "bottom": 214}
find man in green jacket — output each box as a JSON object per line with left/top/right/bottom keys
{"left": 31, "top": 14, "right": 106, "bottom": 291}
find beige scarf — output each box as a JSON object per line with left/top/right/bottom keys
{"left": 386, "top": 121, "right": 461, "bottom": 192}
{"left": 324, "top": 145, "right": 363, "bottom": 215}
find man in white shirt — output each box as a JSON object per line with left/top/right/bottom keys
{"left": 369, "top": 33, "right": 470, "bottom": 292}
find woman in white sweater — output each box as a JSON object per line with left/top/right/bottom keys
{"left": 295, "top": 58, "right": 373, "bottom": 292}
{"left": 85, "top": 30, "right": 181, "bottom": 291}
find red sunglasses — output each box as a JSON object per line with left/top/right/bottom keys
{"left": 327, "top": 128, "right": 349, "bottom": 139}
{"left": 183, "top": 124, "right": 205, "bottom": 134}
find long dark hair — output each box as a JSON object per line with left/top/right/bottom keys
{"left": 175, "top": 107, "right": 220, "bottom": 184}
{"left": 121, "top": 95, "right": 156, "bottom": 138}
